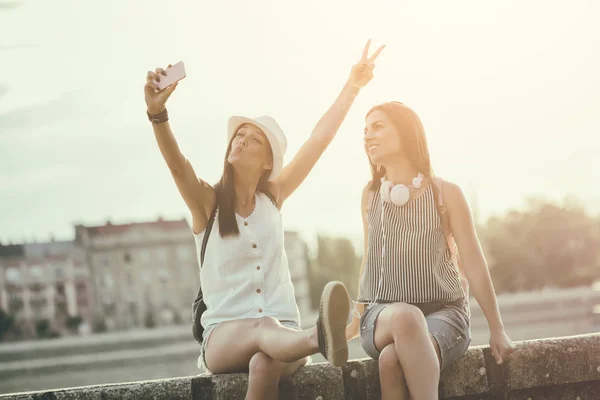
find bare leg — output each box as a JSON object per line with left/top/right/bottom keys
{"left": 429, "top": 333, "right": 442, "bottom": 370}
{"left": 205, "top": 316, "right": 316, "bottom": 373}
{"left": 379, "top": 343, "right": 409, "bottom": 400}
{"left": 374, "top": 303, "right": 440, "bottom": 400}
{"left": 245, "top": 352, "right": 307, "bottom": 400}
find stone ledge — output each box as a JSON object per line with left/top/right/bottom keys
{"left": 0, "top": 376, "right": 192, "bottom": 400}
{"left": 2, "top": 334, "right": 599, "bottom": 399}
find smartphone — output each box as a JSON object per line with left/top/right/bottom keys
{"left": 154, "top": 61, "right": 186, "bottom": 91}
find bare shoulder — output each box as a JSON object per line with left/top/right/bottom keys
{"left": 437, "top": 178, "right": 469, "bottom": 214}
{"left": 440, "top": 178, "right": 464, "bottom": 198}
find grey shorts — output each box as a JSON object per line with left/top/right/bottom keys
{"left": 359, "top": 297, "right": 471, "bottom": 371}
{"left": 198, "top": 319, "right": 302, "bottom": 373}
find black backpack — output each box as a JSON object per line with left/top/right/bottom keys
{"left": 191, "top": 191, "right": 277, "bottom": 344}
{"left": 191, "top": 206, "right": 217, "bottom": 344}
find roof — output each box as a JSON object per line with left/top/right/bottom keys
{"left": 0, "top": 244, "right": 25, "bottom": 259}
{"left": 81, "top": 218, "right": 190, "bottom": 236}
{"left": 24, "top": 241, "right": 84, "bottom": 259}
{"left": 1, "top": 241, "right": 87, "bottom": 265}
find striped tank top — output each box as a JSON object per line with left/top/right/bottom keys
{"left": 357, "top": 183, "right": 464, "bottom": 304}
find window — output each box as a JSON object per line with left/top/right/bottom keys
{"left": 6, "top": 267, "right": 20, "bottom": 283}
{"left": 157, "top": 248, "right": 168, "bottom": 261}
{"left": 102, "top": 294, "right": 114, "bottom": 306}
{"left": 98, "top": 254, "right": 110, "bottom": 266}
{"left": 103, "top": 273, "right": 114, "bottom": 288}
{"left": 55, "top": 266, "right": 65, "bottom": 279}
{"left": 76, "top": 283, "right": 87, "bottom": 307}
{"left": 126, "top": 271, "right": 134, "bottom": 286}
{"left": 7, "top": 290, "right": 23, "bottom": 313}
{"left": 29, "top": 265, "right": 44, "bottom": 280}
{"left": 139, "top": 250, "right": 151, "bottom": 263}
{"left": 78, "top": 297, "right": 89, "bottom": 308}
{"left": 158, "top": 268, "right": 169, "bottom": 281}
{"left": 32, "top": 303, "right": 46, "bottom": 320}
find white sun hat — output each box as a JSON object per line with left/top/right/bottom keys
{"left": 227, "top": 115, "right": 288, "bottom": 181}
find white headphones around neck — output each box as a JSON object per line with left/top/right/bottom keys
{"left": 379, "top": 172, "right": 424, "bottom": 207}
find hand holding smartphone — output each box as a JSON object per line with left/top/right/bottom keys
{"left": 154, "top": 61, "right": 186, "bottom": 91}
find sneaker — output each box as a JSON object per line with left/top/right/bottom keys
{"left": 316, "top": 281, "right": 350, "bottom": 366}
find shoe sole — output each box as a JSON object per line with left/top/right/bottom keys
{"left": 320, "top": 281, "right": 350, "bottom": 366}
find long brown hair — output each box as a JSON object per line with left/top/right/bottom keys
{"left": 366, "top": 101, "right": 434, "bottom": 190}
{"left": 213, "top": 130, "right": 272, "bottom": 237}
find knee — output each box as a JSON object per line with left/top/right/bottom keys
{"left": 388, "top": 304, "right": 427, "bottom": 338}
{"left": 378, "top": 344, "right": 402, "bottom": 374}
{"left": 280, "top": 357, "right": 309, "bottom": 379}
{"left": 255, "top": 316, "right": 279, "bottom": 330}
{"left": 248, "top": 352, "right": 278, "bottom": 379}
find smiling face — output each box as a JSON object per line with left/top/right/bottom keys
{"left": 226, "top": 123, "right": 273, "bottom": 175}
{"left": 363, "top": 102, "right": 434, "bottom": 186}
{"left": 364, "top": 109, "right": 403, "bottom": 165}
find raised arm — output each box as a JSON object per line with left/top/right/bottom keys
{"left": 271, "top": 41, "right": 385, "bottom": 206}
{"left": 145, "top": 67, "right": 215, "bottom": 234}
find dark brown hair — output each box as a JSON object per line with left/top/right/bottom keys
{"left": 213, "top": 128, "right": 272, "bottom": 237}
{"left": 366, "top": 101, "right": 434, "bottom": 190}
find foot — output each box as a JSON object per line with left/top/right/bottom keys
{"left": 316, "top": 281, "right": 350, "bottom": 366}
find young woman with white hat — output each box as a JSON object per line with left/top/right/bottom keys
{"left": 144, "top": 40, "right": 384, "bottom": 399}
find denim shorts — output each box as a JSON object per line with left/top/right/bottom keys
{"left": 359, "top": 297, "right": 471, "bottom": 371}
{"left": 198, "top": 319, "right": 302, "bottom": 373}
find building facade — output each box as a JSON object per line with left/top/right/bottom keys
{"left": 1, "top": 218, "right": 312, "bottom": 336}
{"left": 75, "top": 218, "right": 198, "bottom": 331}
{"left": 0, "top": 241, "right": 92, "bottom": 338}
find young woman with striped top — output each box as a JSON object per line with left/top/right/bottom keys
{"left": 345, "top": 102, "right": 516, "bottom": 399}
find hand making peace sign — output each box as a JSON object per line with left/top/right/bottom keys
{"left": 348, "top": 39, "right": 386, "bottom": 88}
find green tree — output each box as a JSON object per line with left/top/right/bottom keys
{"left": 92, "top": 316, "right": 107, "bottom": 333}
{"left": 309, "top": 235, "right": 362, "bottom": 309}
{"left": 0, "top": 309, "right": 15, "bottom": 340}
{"left": 35, "top": 319, "right": 59, "bottom": 339}
{"left": 480, "top": 197, "right": 600, "bottom": 293}
{"left": 65, "top": 315, "right": 83, "bottom": 333}
{"left": 144, "top": 310, "right": 156, "bottom": 329}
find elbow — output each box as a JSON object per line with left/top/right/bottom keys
{"left": 313, "top": 134, "right": 332, "bottom": 151}
{"left": 166, "top": 156, "right": 188, "bottom": 176}
{"left": 168, "top": 165, "right": 181, "bottom": 176}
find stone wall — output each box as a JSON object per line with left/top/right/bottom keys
{"left": 2, "top": 333, "right": 599, "bottom": 399}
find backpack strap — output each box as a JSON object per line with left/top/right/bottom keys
{"left": 431, "top": 176, "right": 469, "bottom": 299}
{"left": 431, "top": 177, "right": 455, "bottom": 253}
{"left": 200, "top": 206, "right": 218, "bottom": 267}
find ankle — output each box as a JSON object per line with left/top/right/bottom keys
{"left": 308, "top": 326, "right": 319, "bottom": 353}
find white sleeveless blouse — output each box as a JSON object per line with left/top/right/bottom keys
{"left": 193, "top": 192, "right": 301, "bottom": 329}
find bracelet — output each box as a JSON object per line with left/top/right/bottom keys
{"left": 147, "top": 108, "right": 169, "bottom": 124}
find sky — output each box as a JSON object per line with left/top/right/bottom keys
{"left": 1, "top": 0, "right": 599, "bottom": 251}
